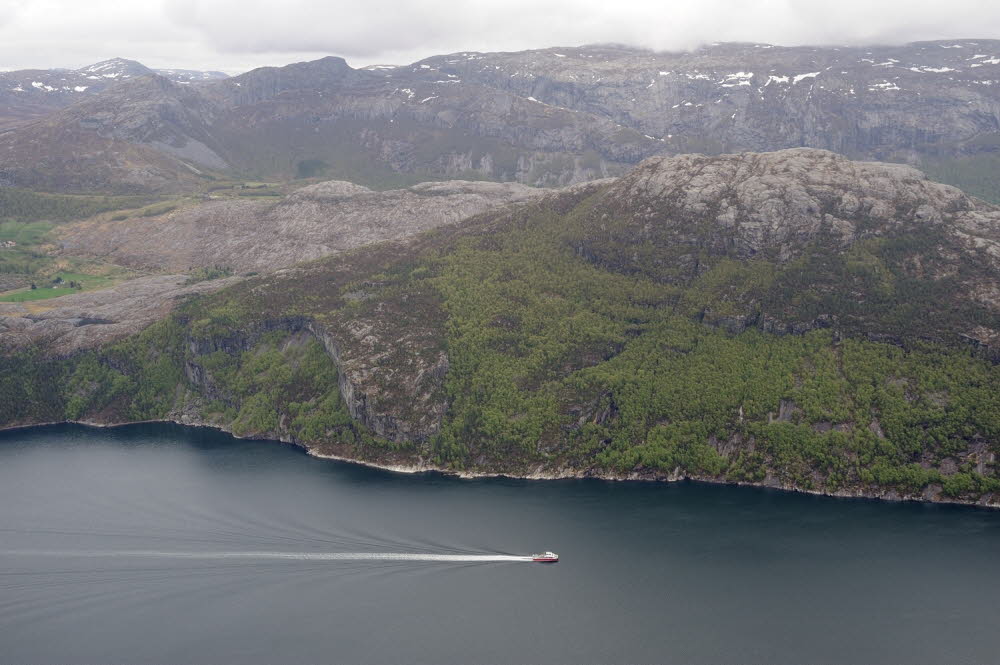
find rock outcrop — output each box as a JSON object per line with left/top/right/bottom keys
{"left": 579, "top": 148, "right": 1000, "bottom": 268}
{"left": 0, "top": 274, "right": 239, "bottom": 354}
{"left": 57, "top": 179, "right": 542, "bottom": 273}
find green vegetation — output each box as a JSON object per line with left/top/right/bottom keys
{"left": 4, "top": 318, "right": 387, "bottom": 458}
{"left": 921, "top": 152, "right": 1000, "bottom": 205}
{"left": 0, "top": 188, "right": 150, "bottom": 224}
{"left": 0, "top": 220, "right": 54, "bottom": 245}
{"left": 0, "top": 188, "right": 154, "bottom": 287}
{"left": 0, "top": 286, "right": 78, "bottom": 302}
{"left": 419, "top": 211, "right": 1000, "bottom": 503}
{"left": 0, "top": 270, "right": 121, "bottom": 302}
{"left": 138, "top": 202, "right": 179, "bottom": 217}
{"left": 184, "top": 266, "right": 234, "bottom": 285}
{"left": 2, "top": 179, "right": 999, "bottom": 506}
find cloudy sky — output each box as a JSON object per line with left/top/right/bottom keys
{"left": 1, "top": 0, "right": 999, "bottom": 73}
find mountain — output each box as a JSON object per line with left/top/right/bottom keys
{"left": 419, "top": 41, "right": 1000, "bottom": 161}
{"left": 3, "top": 149, "right": 999, "bottom": 506}
{"left": 0, "top": 58, "right": 228, "bottom": 131}
{"left": 2, "top": 41, "right": 1000, "bottom": 196}
{"left": 0, "top": 55, "right": 655, "bottom": 192}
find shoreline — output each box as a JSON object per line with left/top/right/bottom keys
{"left": 3, "top": 417, "right": 998, "bottom": 510}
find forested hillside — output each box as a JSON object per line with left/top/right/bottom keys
{"left": 3, "top": 149, "right": 999, "bottom": 506}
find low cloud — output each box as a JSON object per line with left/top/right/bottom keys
{"left": 1, "top": 0, "right": 1000, "bottom": 72}
{"left": 162, "top": 0, "right": 1000, "bottom": 60}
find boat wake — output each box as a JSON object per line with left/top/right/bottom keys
{"left": 0, "top": 550, "right": 536, "bottom": 563}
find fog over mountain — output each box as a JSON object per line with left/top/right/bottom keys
{"left": 2, "top": 0, "right": 1000, "bottom": 73}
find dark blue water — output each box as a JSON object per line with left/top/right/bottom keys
{"left": 1, "top": 423, "right": 998, "bottom": 664}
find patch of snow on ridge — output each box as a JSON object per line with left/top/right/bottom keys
{"left": 719, "top": 72, "right": 753, "bottom": 87}
{"left": 766, "top": 75, "right": 790, "bottom": 85}
{"left": 792, "top": 72, "right": 820, "bottom": 84}
{"left": 869, "top": 80, "right": 900, "bottom": 91}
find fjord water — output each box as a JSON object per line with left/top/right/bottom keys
{"left": 1, "top": 425, "right": 998, "bottom": 664}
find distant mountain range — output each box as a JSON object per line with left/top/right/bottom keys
{"left": 0, "top": 58, "right": 227, "bottom": 130}
{"left": 1, "top": 41, "right": 1000, "bottom": 198}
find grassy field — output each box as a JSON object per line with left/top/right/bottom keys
{"left": 0, "top": 270, "right": 120, "bottom": 303}
{"left": 0, "top": 286, "right": 78, "bottom": 302}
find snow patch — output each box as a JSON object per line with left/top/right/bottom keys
{"left": 719, "top": 72, "right": 753, "bottom": 87}
{"left": 792, "top": 72, "right": 820, "bottom": 84}
{"left": 869, "top": 80, "right": 900, "bottom": 91}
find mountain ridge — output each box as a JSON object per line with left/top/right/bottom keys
{"left": 4, "top": 40, "right": 1000, "bottom": 195}
{"left": 0, "top": 57, "right": 228, "bottom": 131}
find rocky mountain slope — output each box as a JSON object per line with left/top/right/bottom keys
{"left": 0, "top": 58, "right": 227, "bottom": 131}
{"left": 0, "top": 176, "right": 539, "bottom": 353}
{"left": 57, "top": 179, "right": 542, "bottom": 273}
{"left": 0, "top": 56, "right": 656, "bottom": 192}
{"left": 419, "top": 41, "right": 1000, "bottom": 162}
{"left": 0, "top": 273, "right": 240, "bottom": 354}
{"left": 3, "top": 149, "right": 999, "bottom": 506}
{"left": 5, "top": 40, "right": 1000, "bottom": 194}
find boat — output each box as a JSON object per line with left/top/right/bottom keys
{"left": 531, "top": 551, "right": 559, "bottom": 563}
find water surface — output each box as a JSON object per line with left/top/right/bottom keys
{"left": 1, "top": 423, "right": 998, "bottom": 664}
